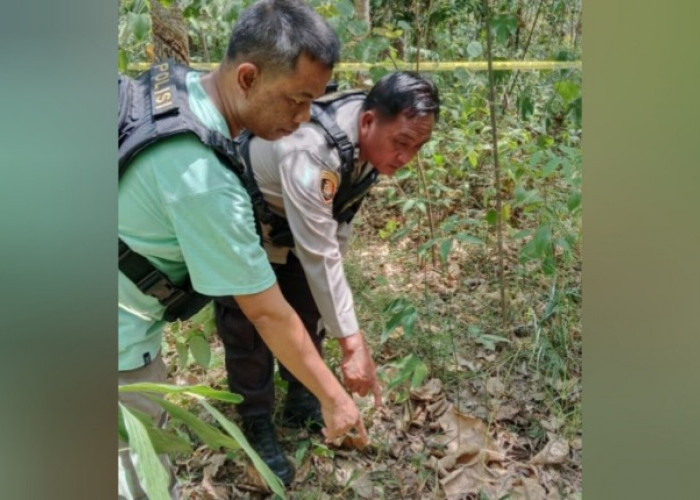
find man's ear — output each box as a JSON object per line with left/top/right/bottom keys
{"left": 359, "top": 110, "right": 376, "bottom": 134}
{"left": 236, "top": 62, "right": 259, "bottom": 94}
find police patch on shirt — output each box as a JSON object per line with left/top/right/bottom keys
{"left": 319, "top": 170, "right": 339, "bottom": 204}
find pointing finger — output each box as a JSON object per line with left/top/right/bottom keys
{"left": 371, "top": 380, "right": 383, "bottom": 408}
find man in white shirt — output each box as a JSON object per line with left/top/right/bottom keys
{"left": 213, "top": 71, "right": 440, "bottom": 483}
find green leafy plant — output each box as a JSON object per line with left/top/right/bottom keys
{"left": 118, "top": 383, "right": 287, "bottom": 499}
{"left": 170, "top": 303, "right": 217, "bottom": 370}
{"left": 381, "top": 298, "right": 418, "bottom": 343}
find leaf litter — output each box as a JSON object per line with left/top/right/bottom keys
{"left": 161, "top": 184, "right": 581, "bottom": 498}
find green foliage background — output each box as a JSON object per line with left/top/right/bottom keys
{"left": 117, "top": 0, "right": 584, "bottom": 496}
{"left": 7, "top": 0, "right": 700, "bottom": 498}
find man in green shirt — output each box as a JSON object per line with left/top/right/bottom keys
{"left": 118, "top": 1, "right": 367, "bottom": 496}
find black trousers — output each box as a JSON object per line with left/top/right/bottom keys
{"left": 213, "top": 252, "right": 325, "bottom": 417}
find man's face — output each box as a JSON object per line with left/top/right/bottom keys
{"left": 358, "top": 110, "right": 434, "bottom": 176}
{"left": 243, "top": 54, "right": 332, "bottom": 141}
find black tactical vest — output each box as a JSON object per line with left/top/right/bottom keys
{"left": 118, "top": 60, "right": 246, "bottom": 322}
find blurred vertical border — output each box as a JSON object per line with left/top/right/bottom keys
{"left": 0, "top": 1, "right": 116, "bottom": 498}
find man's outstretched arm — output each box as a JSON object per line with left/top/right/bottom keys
{"left": 234, "top": 283, "right": 368, "bottom": 446}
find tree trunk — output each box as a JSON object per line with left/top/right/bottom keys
{"left": 148, "top": 0, "right": 189, "bottom": 64}
{"left": 353, "top": 0, "right": 370, "bottom": 26}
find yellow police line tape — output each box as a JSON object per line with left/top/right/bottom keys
{"left": 127, "top": 60, "right": 581, "bottom": 72}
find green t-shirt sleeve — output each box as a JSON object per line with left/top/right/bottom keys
{"left": 154, "top": 137, "right": 276, "bottom": 296}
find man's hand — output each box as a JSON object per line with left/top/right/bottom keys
{"left": 320, "top": 391, "right": 368, "bottom": 449}
{"left": 338, "top": 331, "right": 382, "bottom": 408}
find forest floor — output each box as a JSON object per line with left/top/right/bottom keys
{"left": 165, "top": 178, "right": 583, "bottom": 499}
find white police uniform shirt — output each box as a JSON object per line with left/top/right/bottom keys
{"left": 247, "top": 98, "right": 373, "bottom": 339}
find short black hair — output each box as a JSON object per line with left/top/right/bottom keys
{"left": 362, "top": 71, "right": 441, "bottom": 123}
{"left": 225, "top": 0, "right": 340, "bottom": 73}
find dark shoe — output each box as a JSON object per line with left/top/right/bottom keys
{"left": 241, "top": 414, "right": 294, "bottom": 486}
{"left": 281, "top": 384, "right": 324, "bottom": 433}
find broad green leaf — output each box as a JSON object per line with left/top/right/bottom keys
{"left": 347, "top": 19, "right": 368, "bottom": 37}
{"left": 382, "top": 311, "right": 406, "bottom": 343}
{"left": 336, "top": 0, "right": 355, "bottom": 18}
{"left": 147, "top": 427, "right": 193, "bottom": 455}
{"left": 513, "top": 187, "right": 542, "bottom": 207}
{"left": 529, "top": 150, "right": 544, "bottom": 169}
{"left": 157, "top": 0, "right": 173, "bottom": 7}
{"left": 455, "top": 233, "right": 485, "bottom": 245}
{"left": 386, "top": 355, "right": 414, "bottom": 390}
{"left": 467, "top": 325, "right": 482, "bottom": 336}
{"left": 542, "top": 253, "right": 557, "bottom": 276}
{"left": 466, "top": 41, "right": 482, "bottom": 59}
{"left": 383, "top": 298, "right": 411, "bottom": 315}
{"left": 312, "top": 441, "right": 335, "bottom": 458}
{"left": 188, "top": 335, "right": 211, "bottom": 369}
{"left": 520, "top": 225, "right": 551, "bottom": 262}
{"left": 397, "top": 20, "right": 411, "bottom": 32}
{"left": 517, "top": 93, "right": 534, "bottom": 120}
{"left": 439, "top": 238, "right": 453, "bottom": 264}
{"left": 295, "top": 439, "right": 311, "bottom": 464}
{"left": 372, "top": 26, "right": 403, "bottom": 39}
{"left": 568, "top": 96, "right": 582, "bottom": 128}
{"left": 512, "top": 229, "right": 532, "bottom": 240}
{"left": 118, "top": 404, "right": 192, "bottom": 454}
{"left": 182, "top": 2, "right": 201, "bottom": 19}
{"left": 175, "top": 340, "right": 189, "bottom": 369}
{"left": 119, "top": 382, "right": 243, "bottom": 404}
{"left": 485, "top": 209, "right": 498, "bottom": 226}
{"left": 410, "top": 360, "right": 428, "bottom": 388}
{"left": 118, "top": 50, "right": 128, "bottom": 73}
{"left": 200, "top": 400, "right": 287, "bottom": 499}
{"left": 127, "top": 12, "right": 151, "bottom": 43}
{"left": 567, "top": 191, "right": 582, "bottom": 212}
{"left": 151, "top": 397, "right": 240, "bottom": 450}
{"left": 401, "top": 307, "right": 418, "bottom": 337}
{"left": 475, "top": 334, "right": 511, "bottom": 351}
{"left": 468, "top": 150, "right": 478, "bottom": 167}
{"left": 119, "top": 403, "right": 171, "bottom": 500}
{"left": 554, "top": 80, "right": 580, "bottom": 103}
{"left": 491, "top": 15, "right": 517, "bottom": 44}
{"left": 188, "top": 303, "right": 212, "bottom": 325}
{"left": 542, "top": 157, "right": 560, "bottom": 178}
{"left": 554, "top": 236, "right": 572, "bottom": 256}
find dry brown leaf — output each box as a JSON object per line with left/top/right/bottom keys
{"left": 202, "top": 453, "right": 227, "bottom": 479}
{"left": 240, "top": 464, "right": 271, "bottom": 493}
{"left": 437, "top": 407, "right": 495, "bottom": 454}
{"left": 539, "top": 416, "right": 565, "bottom": 432}
{"left": 348, "top": 472, "right": 376, "bottom": 499}
{"left": 531, "top": 437, "right": 570, "bottom": 465}
{"left": 440, "top": 465, "right": 505, "bottom": 500}
{"left": 410, "top": 378, "right": 443, "bottom": 401}
{"left": 571, "top": 437, "right": 583, "bottom": 451}
{"left": 174, "top": 372, "right": 201, "bottom": 386}
{"left": 201, "top": 474, "right": 228, "bottom": 500}
{"left": 389, "top": 440, "right": 405, "bottom": 459}
{"left": 409, "top": 405, "right": 427, "bottom": 427}
{"left": 427, "top": 397, "right": 451, "bottom": 419}
{"left": 495, "top": 402, "right": 521, "bottom": 421}
{"left": 509, "top": 477, "right": 548, "bottom": 500}
{"left": 407, "top": 435, "right": 425, "bottom": 454}
{"left": 486, "top": 377, "right": 506, "bottom": 396}
{"left": 328, "top": 433, "right": 368, "bottom": 451}
{"left": 333, "top": 459, "right": 357, "bottom": 485}
{"left": 438, "top": 443, "right": 481, "bottom": 472}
